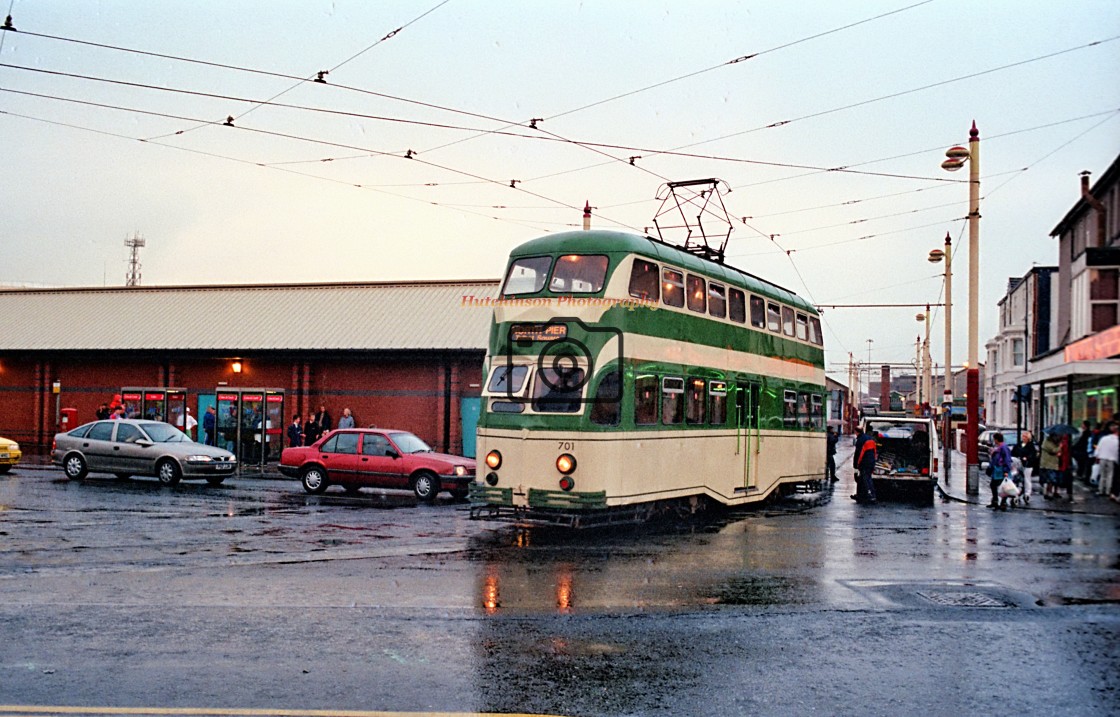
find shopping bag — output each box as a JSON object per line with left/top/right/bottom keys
{"left": 1090, "top": 462, "right": 1100, "bottom": 486}
{"left": 998, "top": 476, "right": 1020, "bottom": 498}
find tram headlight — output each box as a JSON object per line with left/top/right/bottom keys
{"left": 485, "top": 450, "right": 502, "bottom": 470}
{"left": 556, "top": 453, "right": 576, "bottom": 475}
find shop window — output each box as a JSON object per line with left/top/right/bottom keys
{"left": 767, "top": 302, "right": 782, "bottom": 333}
{"left": 729, "top": 289, "right": 746, "bottom": 323}
{"left": 783, "top": 391, "right": 797, "bottom": 427}
{"left": 634, "top": 375, "right": 659, "bottom": 425}
{"left": 709, "top": 381, "right": 728, "bottom": 425}
{"left": 590, "top": 371, "right": 622, "bottom": 426}
{"left": 709, "top": 283, "right": 726, "bottom": 319}
{"left": 686, "top": 377, "right": 706, "bottom": 425}
{"left": 629, "top": 259, "right": 660, "bottom": 301}
{"left": 662, "top": 377, "right": 685, "bottom": 425}
{"left": 663, "top": 269, "right": 684, "bottom": 308}
{"left": 550, "top": 254, "right": 609, "bottom": 293}
{"left": 751, "top": 296, "right": 767, "bottom": 329}
{"left": 687, "top": 274, "right": 707, "bottom": 313}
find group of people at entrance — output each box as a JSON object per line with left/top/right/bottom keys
{"left": 287, "top": 406, "right": 355, "bottom": 447}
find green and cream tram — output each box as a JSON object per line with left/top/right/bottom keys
{"left": 470, "top": 230, "right": 827, "bottom": 527}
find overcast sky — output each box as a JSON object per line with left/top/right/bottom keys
{"left": 1, "top": 1, "right": 1118, "bottom": 381}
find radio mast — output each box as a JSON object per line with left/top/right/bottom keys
{"left": 125, "top": 232, "right": 145, "bottom": 286}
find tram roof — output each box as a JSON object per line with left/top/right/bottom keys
{"left": 509, "top": 230, "right": 816, "bottom": 313}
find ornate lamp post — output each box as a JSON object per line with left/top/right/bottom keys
{"left": 941, "top": 122, "right": 980, "bottom": 495}
{"left": 929, "top": 232, "right": 953, "bottom": 469}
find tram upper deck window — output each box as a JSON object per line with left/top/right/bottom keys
{"left": 729, "top": 288, "right": 746, "bottom": 323}
{"left": 502, "top": 256, "right": 552, "bottom": 295}
{"left": 709, "top": 283, "right": 727, "bottom": 319}
{"left": 663, "top": 269, "right": 684, "bottom": 308}
{"left": 749, "top": 296, "right": 766, "bottom": 329}
{"left": 634, "top": 375, "right": 659, "bottom": 425}
{"left": 809, "top": 317, "right": 824, "bottom": 346}
{"left": 767, "top": 302, "right": 781, "bottom": 332}
{"left": 781, "top": 306, "right": 796, "bottom": 337}
{"left": 532, "top": 366, "right": 586, "bottom": 413}
{"left": 487, "top": 365, "right": 529, "bottom": 396}
{"left": 549, "top": 254, "right": 609, "bottom": 293}
{"left": 687, "top": 275, "right": 706, "bottom": 313}
{"left": 795, "top": 313, "right": 809, "bottom": 341}
{"left": 629, "top": 259, "right": 660, "bottom": 301}
{"left": 662, "top": 377, "right": 685, "bottom": 425}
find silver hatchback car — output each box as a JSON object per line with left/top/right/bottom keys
{"left": 52, "top": 419, "right": 237, "bottom": 486}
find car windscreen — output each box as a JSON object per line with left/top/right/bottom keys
{"left": 140, "top": 422, "right": 189, "bottom": 443}
{"left": 389, "top": 432, "right": 432, "bottom": 454}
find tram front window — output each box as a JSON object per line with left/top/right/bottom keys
{"left": 549, "top": 254, "right": 608, "bottom": 293}
{"left": 487, "top": 365, "right": 529, "bottom": 396}
{"left": 531, "top": 366, "right": 586, "bottom": 413}
{"left": 502, "top": 256, "right": 552, "bottom": 295}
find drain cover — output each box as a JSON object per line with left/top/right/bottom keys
{"left": 917, "top": 590, "right": 1014, "bottom": 608}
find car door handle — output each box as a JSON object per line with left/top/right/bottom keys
{"left": 361, "top": 457, "right": 369, "bottom": 462}
{"left": 113, "top": 446, "right": 121, "bottom": 451}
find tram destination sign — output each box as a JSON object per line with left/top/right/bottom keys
{"left": 510, "top": 323, "right": 568, "bottom": 342}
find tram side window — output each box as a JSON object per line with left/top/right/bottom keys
{"left": 810, "top": 394, "right": 823, "bottom": 429}
{"left": 797, "top": 393, "right": 811, "bottom": 429}
{"left": 687, "top": 274, "right": 707, "bottom": 314}
{"left": 750, "top": 296, "right": 766, "bottom": 329}
{"left": 729, "top": 288, "right": 746, "bottom": 323}
{"left": 590, "top": 370, "right": 622, "bottom": 426}
{"left": 662, "top": 377, "right": 685, "bottom": 425}
{"left": 709, "top": 283, "right": 726, "bottom": 319}
{"left": 634, "top": 375, "right": 659, "bottom": 425}
{"left": 629, "top": 259, "right": 660, "bottom": 302}
{"left": 795, "top": 313, "right": 809, "bottom": 341}
{"left": 767, "top": 302, "right": 782, "bottom": 332}
{"left": 550, "top": 254, "right": 609, "bottom": 293}
{"left": 709, "top": 381, "right": 728, "bottom": 424}
{"left": 686, "top": 377, "right": 706, "bottom": 425}
{"left": 783, "top": 390, "right": 798, "bottom": 427}
{"left": 809, "top": 317, "right": 824, "bottom": 346}
{"left": 663, "top": 269, "right": 685, "bottom": 308}
{"left": 502, "top": 256, "right": 552, "bottom": 295}
{"left": 782, "top": 306, "right": 796, "bottom": 337}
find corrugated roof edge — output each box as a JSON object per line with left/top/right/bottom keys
{"left": 0, "top": 278, "right": 501, "bottom": 295}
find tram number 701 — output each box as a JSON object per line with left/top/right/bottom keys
{"left": 557, "top": 441, "right": 575, "bottom": 451}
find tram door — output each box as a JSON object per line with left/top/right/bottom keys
{"left": 735, "top": 383, "right": 761, "bottom": 489}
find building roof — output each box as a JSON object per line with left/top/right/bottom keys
{"left": 1050, "top": 153, "right": 1120, "bottom": 237}
{"left": 0, "top": 280, "right": 500, "bottom": 352}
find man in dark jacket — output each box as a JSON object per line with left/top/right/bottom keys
{"left": 826, "top": 426, "right": 839, "bottom": 482}
{"left": 1073, "top": 421, "right": 1092, "bottom": 482}
{"left": 852, "top": 428, "right": 878, "bottom": 504}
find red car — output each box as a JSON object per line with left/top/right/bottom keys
{"left": 279, "top": 428, "right": 475, "bottom": 501}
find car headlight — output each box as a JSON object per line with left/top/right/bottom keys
{"left": 8, "top": 443, "right": 18, "bottom": 451}
{"left": 187, "top": 455, "right": 214, "bottom": 462}
{"left": 454, "top": 465, "right": 467, "bottom": 476}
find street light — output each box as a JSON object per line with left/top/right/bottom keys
{"left": 915, "top": 308, "right": 931, "bottom": 414}
{"left": 929, "top": 232, "right": 953, "bottom": 470}
{"left": 942, "top": 121, "right": 980, "bottom": 495}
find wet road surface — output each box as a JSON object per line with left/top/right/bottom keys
{"left": 0, "top": 447, "right": 1117, "bottom": 716}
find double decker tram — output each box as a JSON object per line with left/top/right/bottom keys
{"left": 470, "top": 229, "right": 827, "bottom": 527}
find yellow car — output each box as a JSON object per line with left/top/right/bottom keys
{"left": 0, "top": 436, "right": 21, "bottom": 473}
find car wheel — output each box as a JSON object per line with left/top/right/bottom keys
{"left": 206, "top": 475, "right": 226, "bottom": 486}
{"left": 157, "top": 459, "right": 182, "bottom": 486}
{"left": 0, "top": 466, "right": 10, "bottom": 474}
{"left": 343, "top": 484, "right": 362, "bottom": 495}
{"left": 301, "top": 466, "right": 328, "bottom": 494}
{"left": 450, "top": 486, "right": 469, "bottom": 500}
{"left": 412, "top": 471, "right": 439, "bottom": 502}
{"left": 63, "top": 453, "right": 88, "bottom": 481}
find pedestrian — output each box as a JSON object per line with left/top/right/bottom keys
{"left": 825, "top": 426, "right": 839, "bottom": 482}
{"left": 96, "top": 402, "right": 110, "bottom": 420}
{"left": 1072, "top": 420, "right": 1092, "bottom": 483}
{"left": 987, "top": 432, "right": 1013, "bottom": 510}
{"left": 288, "top": 414, "right": 303, "bottom": 448}
{"left": 1040, "top": 431, "right": 1062, "bottom": 499}
{"left": 317, "top": 404, "right": 333, "bottom": 434}
{"left": 1059, "top": 433, "right": 1074, "bottom": 501}
{"left": 338, "top": 407, "right": 355, "bottom": 429}
{"left": 202, "top": 405, "right": 217, "bottom": 446}
{"left": 1093, "top": 421, "right": 1119, "bottom": 500}
{"left": 183, "top": 407, "right": 198, "bottom": 440}
{"left": 1011, "top": 431, "right": 1038, "bottom": 501}
{"left": 852, "top": 428, "right": 878, "bottom": 504}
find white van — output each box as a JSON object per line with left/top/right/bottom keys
{"left": 858, "top": 415, "right": 940, "bottom": 504}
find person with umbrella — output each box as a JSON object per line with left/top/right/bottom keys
{"left": 1040, "top": 431, "right": 1063, "bottom": 499}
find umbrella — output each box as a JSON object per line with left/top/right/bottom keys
{"left": 1043, "top": 424, "right": 1078, "bottom": 437}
